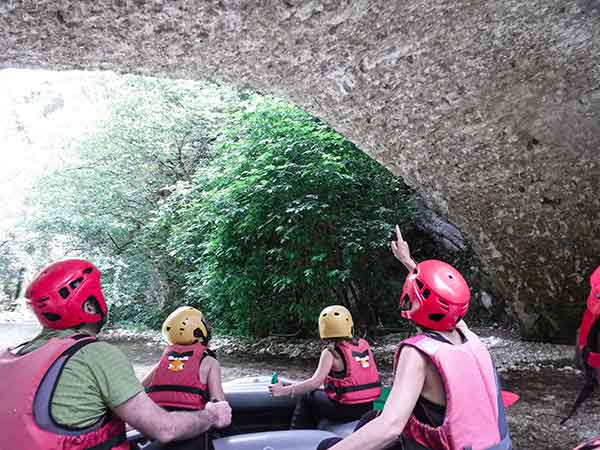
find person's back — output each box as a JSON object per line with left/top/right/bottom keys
{"left": 0, "top": 259, "right": 231, "bottom": 450}
{"left": 398, "top": 325, "right": 508, "bottom": 450}
{"left": 145, "top": 306, "right": 225, "bottom": 412}
{"left": 0, "top": 260, "right": 136, "bottom": 450}
{"left": 270, "top": 305, "right": 382, "bottom": 429}
{"left": 324, "top": 336, "right": 382, "bottom": 406}
{"left": 395, "top": 260, "right": 508, "bottom": 450}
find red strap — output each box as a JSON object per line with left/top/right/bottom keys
{"left": 587, "top": 351, "right": 600, "bottom": 369}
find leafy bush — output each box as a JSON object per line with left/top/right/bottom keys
{"left": 161, "top": 98, "right": 416, "bottom": 336}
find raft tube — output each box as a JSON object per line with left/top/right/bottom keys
{"left": 214, "top": 430, "right": 339, "bottom": 450}
{"left": 128, "top": 376, "right": 359, "bottom": 449}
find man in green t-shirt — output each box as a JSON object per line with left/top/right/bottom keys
{"left": 0, "top": 259, "right": 231, "bottom": 450}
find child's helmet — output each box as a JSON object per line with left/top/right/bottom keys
{"left": 319, "top": 305, "right": 354, "bottom": 339}
{"left": 162, "top": 306, "right": 210, "bottom": 345}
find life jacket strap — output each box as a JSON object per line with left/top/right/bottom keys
{"left": 324, "top": 380, "right": 382, "bottom": 395}
{"left": 85, "top": 431, "right": 127, "bottom": 450}
{"left": 145, "top": 384, "right": 210, "bottom": 401}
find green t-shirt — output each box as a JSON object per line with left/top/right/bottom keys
{"left": 17, "top": 328, "right": 143, "bottom": 428}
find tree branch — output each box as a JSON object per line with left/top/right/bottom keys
{"left": 104, "top": 232, "right": 135, "bottom": 254}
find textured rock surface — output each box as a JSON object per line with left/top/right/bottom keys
{"left": 1, "top": 0, "right": 599, "bottom": 341}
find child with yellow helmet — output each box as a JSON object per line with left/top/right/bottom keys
{"left": 143, "top": 306, "right": 227, "bottom": 447}
{"left": 269, "top": 305, "right": 382, "bottom": 429}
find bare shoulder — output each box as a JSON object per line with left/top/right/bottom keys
{"left": 201, "top": 354, "right": 219, "bottom": 369}
{"left": 321, "top": 347, "right": 336, "bottom": 360}
{"left": 397, "top": 345, "right": 428, "bottom": 370}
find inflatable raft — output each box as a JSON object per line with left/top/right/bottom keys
{"left": 128, "top": 375, "right": 360, "bottom": 450}
{"left": 128, "top": 376, "right": 519, "bottom": 449}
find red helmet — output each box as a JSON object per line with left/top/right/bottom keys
{"left": 400, "top": 259, "right": 470, "bottom": 331}
{"left": 25, "top": 259, "right": 107, "bottom": 330}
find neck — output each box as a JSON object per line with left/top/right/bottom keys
{"left": 435, "top": 328, "right": 463, "bottom": 344}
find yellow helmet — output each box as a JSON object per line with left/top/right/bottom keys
{"left": 162, "top": 306, "right": 210, "bottom": 345}
{"left": 318, "top": 305, "right": 354, "bottom": 339}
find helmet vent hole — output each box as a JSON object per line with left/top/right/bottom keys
{"left": 322, "top": 313, "right": 327, "bottom": 317}
{"left": 429, "top": 313, "right": 445, "bottom": 322}
{"left": 423, "top": 289, "right": 431, "bottom": 299}
{"left": 58, "top": 287, "right": 70, "bottom": 299}
{"left": 83, "top": 296, "right": 102, "bottom": 314}
{"left": 179, "top": 328, "right": 185, "bottom": 331}
{"left": 416, "top": 279, "right": 424, "bottom": 290}
{"left": 193, "top": 328, "right": 204, "bottom": 338}
{"left": 334, "top": 312, "right": 340, "bottom": 316}
{"left": 166, "top": 326, "right": 171, "bottom": 331}
{"left": 70, "top": 278, "right": 84, "bottom": 290}
{"left": 413, "top": 268, "right": 418, "bottom": 275}
{"left": 83, "top": 267, "right": 94, "bottom": 274}
{"left": 448, "top": 274, "right": 454, "bottom": 279}
{"left": 43, "top": 312, "right": 61, "bottom": 322}
{"left": 401, "top": 295, "right": 411, "bottom": 310}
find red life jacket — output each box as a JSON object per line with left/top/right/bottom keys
{"left": 146, "top": 342, "right": 211, "bottom": 410}
{"left": 578, "top": 267, "right": 600, "bottom": 368}
{"left": 0, "top": 333, "right": 128, "bottom": 450}
{"left": 395, "top": 329, "right": 511, "bottom": 450}
{"left": 562, "top": 266, "right": 600, "bottom": 423}
{"left": 324, "top": 338, "right": 382, "bottom": 405}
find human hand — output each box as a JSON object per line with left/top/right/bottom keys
{"left": 205, "top": 400, "right": 232, "bottom": 429}
{"left": 268, "top": 381, "right": 288, "bottom": 397}
{"left": 391, "top": 225, "right": 416, "bottom": 271}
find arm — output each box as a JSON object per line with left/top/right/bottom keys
{"left": 326, "top": 346, "right": 427, "bottom": 450}
{"left": 270, "top": 349, "right": 334, "bottom": 397}
{"left": 391, "top": 225, "right": 417, "bottom": 272}
{"left": 114, "top": 391, "right": 230, "bottom": 444}
{"left": 205, "top": 357, "right": 226, "bottom": 401}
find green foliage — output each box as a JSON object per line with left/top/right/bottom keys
{"left": 26, "top": 79, "right": 418, "bottom": 336}
{"left": 160, "top": 98, "right": 416, "bottom": 336}
{"left": 25, "top": 76, "right": 243, "bottom": 327}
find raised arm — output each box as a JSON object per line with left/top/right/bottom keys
{"left": 114, "top": 391, "right": 231, "bottom": 444}
{"left": 390, "top": 225, "right": 417, "bottom": 272}
{"left": 269, "top": 349, "right": 333, "bottom": 397}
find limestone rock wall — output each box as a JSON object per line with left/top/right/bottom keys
{"left": 1, "top": 0, "right": 599, "bottom": 341}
